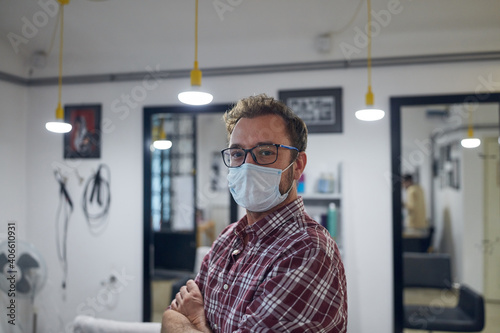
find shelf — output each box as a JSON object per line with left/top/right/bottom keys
{"left": 301, "top": 193, "right": 341, "bottom": 207}
{"left": 300, "top": 193, "right": 341, "bottom": 200}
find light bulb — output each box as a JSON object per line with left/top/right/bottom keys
{"left": 461, "top": 138, "right": 481, "bottom": 148}
{"left": 153, "top": 140, "right": 173, "bottom": 150}
{"left": 46, "top": 119, "right": 72, "bottom": 133}
{"left": 178, "top": 88, "right": 213, "bottom": 106}
{"left": 355, "top": 108, "right": 385, "bottom": 121}
{"left": 356, "top": 88, "right": 385, "bottom": 121}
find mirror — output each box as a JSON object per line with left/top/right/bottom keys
{"left": 391, "top": 93, "right": 500, "bottom": 332}
{"left": 142, "top": 104, "right": 236, "bottom": 322}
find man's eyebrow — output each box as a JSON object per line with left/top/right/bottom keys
{"left": 228, "top": 142, "right": 275, "bottom": 149}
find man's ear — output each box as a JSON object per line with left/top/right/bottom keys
{"left": 294, "top": 152, "right": 307, "bottom": 181}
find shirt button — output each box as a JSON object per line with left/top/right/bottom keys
{"left": 223, "top": 284, "right": 229, "bottom": 290}
{"left": 214, "top": 324, "right": 218, "bottom": 330}
{"left": 232, "top": 249, "right": 240, "bottom": 255}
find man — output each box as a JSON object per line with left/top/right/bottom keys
{"left": 402, "top": 174, "right": 428, "bottom": 234}
{"left": 162, "top": 94, "right": 348, "bottom": 332}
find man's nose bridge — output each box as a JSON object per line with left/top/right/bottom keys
{"left": 244, "top": 149, "right": 256, "bottom": 164}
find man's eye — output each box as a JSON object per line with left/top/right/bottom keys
{"left": 231, "top": 151, "right": 244, "bottom": 158}
{"left": 258, "top": 149, "right": 275, "bottom": 156}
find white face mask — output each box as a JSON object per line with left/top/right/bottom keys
{"left": 227, "top": 162, "right": 295, "bottom": 212}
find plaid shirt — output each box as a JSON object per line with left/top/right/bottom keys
{"left": 195, "top": 197, "right": 348, "bottom": 332}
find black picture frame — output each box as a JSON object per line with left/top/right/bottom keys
{"left": 279, "top": 88, "right": 343, "bottom": 133}
{"left": 64, "top": 104, "right": 101, "bottom": 159}
{"left": 437, "top": 142, "right": 460, "bottom": 190}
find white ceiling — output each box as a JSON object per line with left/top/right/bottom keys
{"left": 1, "top": 0, "right": 499, "bottom": 78}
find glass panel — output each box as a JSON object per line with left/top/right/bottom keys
{"left": 150, "top": 113, "right": 195, "bottom": 233}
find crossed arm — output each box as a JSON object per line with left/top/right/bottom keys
{"left": 162, "top": 237, "right": 347, "bottom": 332}
{"left": 161, "top": 280, "right": 213, "bottom": 333}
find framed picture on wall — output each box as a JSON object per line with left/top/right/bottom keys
{"left": 279, "top": 88, "right": 343, "bottom": 133}
{"left": 451, "top": 158, "right": 460, "bottom": 189}
{"left": 64, "top": 104, "right": 101, "bottom": 159}
{"left": 437, "top": 142, "right": 461, "bottom": 190}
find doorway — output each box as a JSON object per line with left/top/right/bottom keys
{"left": 390, "top": 93, "right": 500, "bottom": 333}
{"left": 142, "top": 103, "right": 236, "bottom": 321}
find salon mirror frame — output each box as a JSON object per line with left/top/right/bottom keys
{"left": 390, "top": 92, "right": 500, "bottom": 332}
{"left": 142, "top": 103, "right": 237, "bottom": 321}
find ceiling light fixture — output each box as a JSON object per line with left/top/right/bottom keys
{"left": 46, "top": 0, "right": 72, "bottom": 134}
{"left": 178, "top": 0, "right": 213, "bottom": 106}
{"left": 355, "top": 0, "right": 385, "bottom": 122}
{"left": 153, "top": 119, "right": 172, "bottom": 150}
{"left": 461, "top": 106, "right": 481, "bottom": 149}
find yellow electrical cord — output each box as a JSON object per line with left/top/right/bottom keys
{"left": 56, "top": 2, "right": 65, "bottom": 119}
{"left": 367, "top": 0, "right": 372, "bottom": 88}
{"left": 190, "top": 0, "right": 202, "bottom": 86}
{"left": 365, "top": 0, "right": 373, "bottom": 106}
{"left": 356, "top": 0, "right": 384, "bottom": 120}
{"left": 179, "top": 0, "right": 212, "bottom": 104}
{"left": 195, "top": 0, "right": 198, "bottom": 64}
{"left": 467, "top": 106, "right": 474, "bottom": 138}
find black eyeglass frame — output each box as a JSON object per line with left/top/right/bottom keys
{"left": 221, "top": 144, "right": 299, "bottom": 168}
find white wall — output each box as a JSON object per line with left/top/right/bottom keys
{"left": 432, "top": 104, "right": 499, "bottom": 292}
{"left": 1, "top": 60, "right": 497, "bottom": 333}
{"left": 462, "top": 128, "right": 499, "bottom": 292}
{"left": 0, "top": 81, "right": 28, "bottom": 240}
{"left": 0, "top": 81, "right": 29, "bottom": 333}
{"left": 24, "top": 81, "right": 145, "bottom": 332}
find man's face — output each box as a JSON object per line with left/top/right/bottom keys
{"left": 229, "top": 114, "right": 295, "bottom": 194}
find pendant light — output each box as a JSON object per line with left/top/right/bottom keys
{"left": 153, "top": 119, "right": 172, "bottom": 150}
{"left": 461, "top": 106, "right": 481, "bottom": 148}
{"left": 46, "top": 0, "right": 72, "bottom": 133}
{"left": 178, "top": 0, "right": 213, "bottom": 106}
{"left": 355, "top": 0, "right": 385, "bottom": 121}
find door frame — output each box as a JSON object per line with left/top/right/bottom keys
{"left": 390, "top": 92, "right": 500, "bottom": 332}
{"left": 142, "top": 103, "right": 234, "bottom": 321}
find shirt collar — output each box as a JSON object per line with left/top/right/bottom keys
{"left": 234, "top": 197, "right": 305, "bottom": 243}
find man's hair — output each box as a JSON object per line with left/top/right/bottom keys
{"left": 223, "top": 94, "right": 308, "bottom": 152}
{"left": 403, "top": 174, "right": 413, "bottom": 182}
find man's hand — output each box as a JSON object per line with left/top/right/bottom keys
{"left": 170, "top": 280, "right": 210, "bottom": 332}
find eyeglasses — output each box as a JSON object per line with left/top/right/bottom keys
{"left": 221, "top": 144, "right": 299, "bottom": 168}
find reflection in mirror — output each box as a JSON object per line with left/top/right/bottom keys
{"left": 195, "top": 114, "right": 230, "bottom": 245}
{"left": 391, "top": 94, "right": 500, "bottom": 333}
{"left": 143, "top": 105, "right": 233, "bottom": 322}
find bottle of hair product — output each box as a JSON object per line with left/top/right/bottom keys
{"left": 328, "top": 173, "right": 335, "bottom": 193}
{"left": 327, "top": 203, "right": 337, "bottom": 239}
{"left": 318, "top": 173, "right": 328, "bottom": 193}
{"left": 297, "top": 173, "right": 305, "bottom": 193}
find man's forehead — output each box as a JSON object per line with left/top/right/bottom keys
{"left": 230, "top": 115, "right": 288, "bottom": 145}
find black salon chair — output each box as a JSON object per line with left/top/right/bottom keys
{"left": 402, "top": 226, "right": 435, "bottom": 253}
{"left": 403, "top": 252, "right": 485, "bottom": 332}
{"left": 420, "top": 226, "right": 435, "bottom": 252}
{"left": 404, "top": 252, "right": 451, "bottom": 289}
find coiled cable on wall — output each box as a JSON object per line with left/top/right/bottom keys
{"left": 82, "top": 164, "right": 111, "bottom": 234}
{"left": 54, "top": 169, "right": 73, "bottom": 290}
